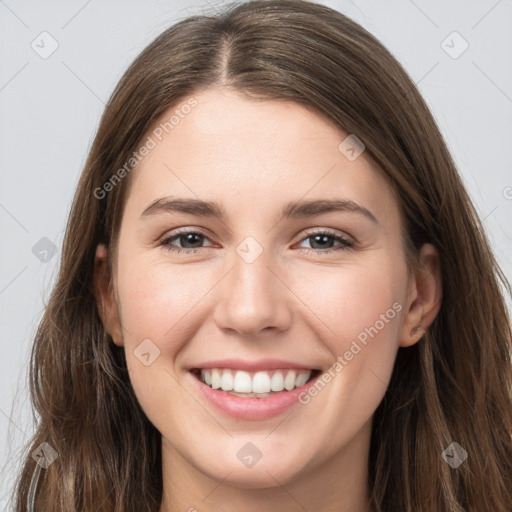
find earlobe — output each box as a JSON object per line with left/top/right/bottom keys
{"left": 93, "top": 244, "right": 124, "bottom": 347}
{"left": 399, "top": 243, "right": 442, "bottom": 348}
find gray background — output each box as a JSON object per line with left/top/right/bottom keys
{"left": 1, "top": 0, "right": 511, "bottom": 508}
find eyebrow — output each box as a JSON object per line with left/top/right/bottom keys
{"left": 140, "top": 196, "right": 378, "bottom": 224}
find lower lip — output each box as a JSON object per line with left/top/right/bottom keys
{"left": 188, "top": 371, "right": 321, "bottom": 421}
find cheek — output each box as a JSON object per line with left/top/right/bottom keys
{"left": 294, "top": 260, "right": 404, "bottom": 429}
{"left": 298, "top": 257, "right": 404, "bottom": 344}
{"left": 294, "top": 253, "right": 405, "bottom": 400}
{"left": 115, "top": 262, "right": 204, "bottom": 425}
{"left": 116, "top": 256, "right": 206, "bottom": 340}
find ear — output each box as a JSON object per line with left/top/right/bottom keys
{"left": 399, "top": 243, "right": 442, "bottom": 348}
{"left": 93, "top": 244, "right": 123, "bottom": 347}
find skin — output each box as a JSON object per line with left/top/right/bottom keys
{"left": 94, "top": 86, "right": 442, "bottom": 512}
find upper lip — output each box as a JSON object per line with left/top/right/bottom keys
{"left": 188, "top": 358, "right": 320, "bottom": 372}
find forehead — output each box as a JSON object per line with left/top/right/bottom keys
{"left": 124, "top": 87, "right": 400, "bottom": 226}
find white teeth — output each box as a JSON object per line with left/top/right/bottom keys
{"left": 220, "top": 370, "right": 234, "bottom": 391}
{"left": 233, "top": 370, "right": 252, "bottom": 393}
{"left": 211, "top": 369, "right": 221, "bottom": 389}
{"left": 295, "top": 372, "right": 308, "bottom": 388}
{"left": 252, "top": 371, "right": 271, "bottom": 393}
{"left": 270, "top": 371, "right": 284, "bottom": 391}
{"left": 284, "top": 370, "right": 296, "bottom": 391}
{"left": 198, "top": 368, "right": 313, "bottom": 393}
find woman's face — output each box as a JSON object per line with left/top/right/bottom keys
{"left": 95, "top": 87, "right": 439, "bottom": 490}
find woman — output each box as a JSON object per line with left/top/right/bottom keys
{"left": 12, "top": 0, "right": 512, "bottom": 510}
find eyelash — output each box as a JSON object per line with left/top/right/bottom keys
{"left": 158, "top": 228, "right": 354, "bottom": 255}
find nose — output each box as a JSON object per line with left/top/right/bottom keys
{"left": 213, "top": 247, "right": 292, "bottom": 337}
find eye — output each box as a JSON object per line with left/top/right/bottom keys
{"left": 296, "top": 229, "right": 354, "bottom": 255}
{"left": 158, "top": 228, "right": 354, "bottom": 255}
{"left": 159, "top": 229, "right": 214, "bottom": 254}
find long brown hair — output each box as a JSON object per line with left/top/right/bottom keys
{"left": 11, "top": 0, "right": 512, "bottom": 510}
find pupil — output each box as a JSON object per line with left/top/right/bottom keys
{"left": 182, "top": 233, "right": 202, "bottom": 248}
{"left": 311, "top": 234, "right": 332, "bottom": 249}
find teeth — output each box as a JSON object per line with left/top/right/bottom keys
{"left": 211, "top": 368, "right": 221, "bottom": 389}
{"left": 295, "top": 371, "right": 308, "bottom": 388}
{"left": 234, "top": 370, "right": 252, "bottom": 393}
{"left": 253, "top": 371, "right": 271, "bottom": 393}
{"left": 199, "top": 368, "right": 313, "bottom": 393}
{"left": 220, "top": 369, "right": 234, "bottom": 391}
{"left": 270, "top": 371, "right": 284, "bottom": 391}
{"left": 284, "top": 370, "right": 296, "bottom": 391}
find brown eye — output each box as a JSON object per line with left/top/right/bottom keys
{"left": 159, "top": 230, "right": 213, "bottom": 253}
{"left": 297, "top": 230, "right": 354, "bottom": 254}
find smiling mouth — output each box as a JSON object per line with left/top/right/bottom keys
{"left": 189, "top": 368, "right": 322, "bottom": 398}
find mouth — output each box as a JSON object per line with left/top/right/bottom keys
{"left": 189, "top": 367, "right": 322, "bottom": 398}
